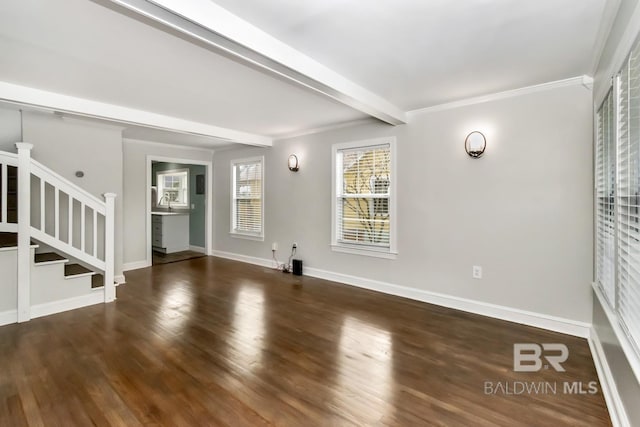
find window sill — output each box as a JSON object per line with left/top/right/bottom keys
{"left": 331, "top": 244, "right": 397, "bottom": 260}
{"left": 592, "top": 282, "right": 640, "bottom": 386}
{"left": 230, "top": 231, "right": 264, "bottom": 242}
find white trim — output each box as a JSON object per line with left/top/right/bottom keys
{"left": 210, "top": 250, "right": 591, "bottom": 338}
{"left": 590, "top": 0, "right": 622, "bottom": 74}
{"left": 588, "top": 327, "right": 630, "bottom": 427}
{"left": 124, "top": 138, "right": 217, "bottom": 153}
{"left": 211, "top": 250, "right": 272, "bottom": 268}
{"left": 407, "top": 76, "right": 590, "bottom": 117}
{"left": 0, "top": 309, "right": 17, "bottom": 327}
{"left": 230, "top": 156, "right": 265, "bottom": 240}
{"left": 64, "top": 272, "right": 95, "bottom": 280}
{"left": 146, "top": 155, "right": 213, "bottom": 269}
{"left": 592, "top": 282, "right": 640, "bottom": 385}
{"left": 0, "top": 81, "right": 271, "bottom": 146}
{"left": 330, "top": 244, "right": 397, "bottom": 260}
{"left": 594, "top": 0, "right": 640, "bottom": 106}
{"left": 274, "top": 118, "right": 378, "bottom": 141}
{"left": 30, "top": 290, "right": 104, "bottom": 319}
{"left": 123, "top": 260, "right": 151, "bottom": 271}
{"left": 111, "top": 0, "right": 406, "bottom": 125}
{"left": 189, "top": 245, "right": 206, "bottom": 253}
{"left": 331, "top": 137, "right": 397, "bottom": 258}
{"left": 115, "top": 275, "right": 126, "bottom": 285}
{"left": 34, "top": 259, "right": 68, "bottom": 267}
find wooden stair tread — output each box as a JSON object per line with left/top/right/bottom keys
{"left": 64, "top": 263, "right": 94, "bottom": 278}
{"left": 0, "top": 233, "right": 37, "bottom": 249}
{"left": 35, "top": 252, "right": 67, "bottom": 263}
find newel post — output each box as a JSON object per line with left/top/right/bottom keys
{"left": 15, "top": 143, "right": 32, "bottom": 322}
{"left": 103, "top": 193, "right": 116, "bottom": 303}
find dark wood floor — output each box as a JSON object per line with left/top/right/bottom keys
{"left": 0, "top": 257, "right": 610, "bottom": 426}
{"left": 152, "top": 249, "right": 206, "bottom": 265}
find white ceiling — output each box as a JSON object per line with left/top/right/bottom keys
{"left": 212, "top": 0, "right": 610, "bottom": 111}
{"left": 0, "top": 0, "right": 611, "bottom": 145}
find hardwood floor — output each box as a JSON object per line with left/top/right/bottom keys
{"left": 152, "top": 249, "right": 206, "bottom": 265}
{"left": 0, "top": 257, "right": 610, "bottom": 426}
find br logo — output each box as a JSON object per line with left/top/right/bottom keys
{"left": 513, "top": 343, "right": 569, "bottom": 372}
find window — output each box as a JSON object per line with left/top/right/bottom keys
{"left": 595, "top": 35, "right": 640, "bottom": 374}
{"left": 157, "top": 169, "right": 188, "bottom": 208}
{"left": 231, "top": 157, "right": 264, "bottom": 240}
{"left": 332, "top": 138, "right": 397, "bottom": 258}
{"left": 595, "top": 90, "right": 615, "bottom": 306}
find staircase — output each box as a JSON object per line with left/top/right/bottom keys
{"left": 0, "top": 143, "right": 116, "bottom": 325}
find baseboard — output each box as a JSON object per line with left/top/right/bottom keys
{"left": 211, "top": 250, "right": 591, "bottom": 338}
{"left": 189, "top": 245, "right": 206, "bottom": 253}
{"left": 0, "top": 309, "right": 17, "bottom": 326}
{"left": 589, "top": 327, "right": 630, "bottom": 427}
{"left": 115, "top": 275, "right": 126, "bottom": 285}
{"left": 123, "top": 260, "right": 151, "bottom": 272}
{"left": 212, "top": 250, "right": 273, "bottom": 269}
{"left": 31, "top": 290, "right": 104, "bottom": 319}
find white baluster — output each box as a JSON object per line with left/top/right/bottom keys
{"left": 103, "top": 193, "right": 116, "bottom": 303}
{"left": 68, "top": 196, "right": 73, "bottom": 246}
{"left": 80, "top": 203, "right": 85, "bottom": 252}
{"left": 93, "top": 209, "right": 98, "bottom": 257}
{"left": 16, "top": 142, "right": 32, "bottom": 323}
{"left": 54, "top": 188, "right": 59, "bottom": 239}
{"left": 40, "top": 179, "right": 45, "bottom": 231}
{"left": 1, "top": 163, "right": 6, "bottom": 224}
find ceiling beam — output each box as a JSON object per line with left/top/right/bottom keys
{"left": 0, "top": 81, "right": 272, "bottom": 146}
{"left": 107, "top": 0, "right": 407, "bottom": 125}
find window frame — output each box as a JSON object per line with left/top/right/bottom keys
{"left": 230, "top": 156, "right": 265, "bottom": 241}
{"left": 156, "top": 168, "right": 189, "bottom": 208}
{"left": 331, "top": 137, "right": 397, "bottom": 259}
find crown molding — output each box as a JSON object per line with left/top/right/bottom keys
{"left": 407, "top": 76, "right": 591, "bottom": 117}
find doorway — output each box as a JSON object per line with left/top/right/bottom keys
{"left": 146, "top": 156, "right": 212, "bottom": 266}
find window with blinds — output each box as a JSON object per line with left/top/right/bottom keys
{"left": 596, "top": 34, "right": 640, "bottom": 369}
{"left": 231, "top": 157, "right": 263, "bottom": 239}
{"left": 332, "top": 138, "right": 397, "bottom": 257}
{"left": 596, "top": 90, "right": 616, "bottom": 306}
{"left": 616, "top": 39, "right": 640, "bottom": 355}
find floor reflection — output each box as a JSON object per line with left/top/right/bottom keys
{"left": 230, "top": 286, "right": 266, "bottom": 376}
{"left": 334, "top": 316, "right": 394, "bottom": 424}
{"left": 154, "top": 284, "right": 194, "bottom": 339}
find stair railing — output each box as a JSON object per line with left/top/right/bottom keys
{"left": 13, "top": 143, "right": 115, "bottom": 322}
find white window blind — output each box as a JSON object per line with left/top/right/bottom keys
{"left": 617, "top": 39, "right": 640, "bottom": 354}
{"left": 335, "top": 143, "right": 391, "bottom": 248}
{"left": 596, "top": 90, "right": 616, "bottom": 306}
{"left": 231, "top": 158, "right": 263, "bottom": 238}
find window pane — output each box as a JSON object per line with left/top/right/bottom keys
{"left": 338, "top": 197, "right": 390, "bottom": 246}
{"left": 232, "top": 159, "right": 263, "bottom": 236}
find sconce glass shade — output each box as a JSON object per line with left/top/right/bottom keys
{"left": 288, "top": 154, "right": 299, "bottom": 171}
{"left": 465, "top": 131, "right": 486, "bottom": 158}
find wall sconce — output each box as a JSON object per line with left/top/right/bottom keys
{"left": 288, "top": 154, "right": 299, "bottom": 172}
{"left": 465, "top": 131, "right": 486, "bottom": 158}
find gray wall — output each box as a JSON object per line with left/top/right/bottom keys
{"left": 151, "top": 161, "right": 206, "bottom": 248}
{"left": 123, "top": 139, "right": 213, "bottom": 266}
{"left": 213, "top": 83, "right": 594, "bottom": 323}
{"left": 591, "top": 0, "right": 640, "bottom": 423}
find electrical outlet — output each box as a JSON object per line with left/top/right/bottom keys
{"left": 292, "top": 242, "right": 297, "bottom": 249}
{"left": 472, "top": 266, "right": 482, "bottom": 279}
{"left": 272, "top": 242, "right": 278, "bottom": 251}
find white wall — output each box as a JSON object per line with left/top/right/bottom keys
{"left": 122, "top": 139, "right": 214, "bottom": 267}
{"left": 213, "top": 83, "right": 594, "bottom": 323}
